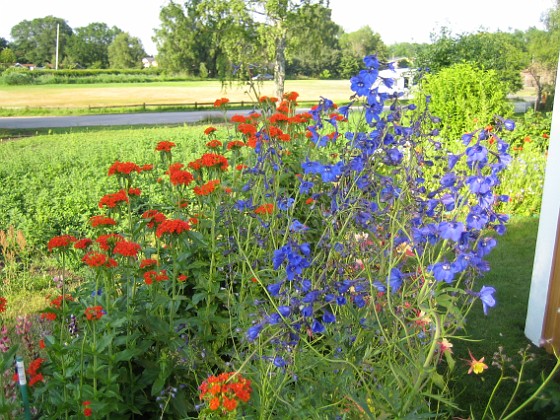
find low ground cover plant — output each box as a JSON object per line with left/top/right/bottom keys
{"left": 0, "top": 56, "right": 558, "bottom": 418}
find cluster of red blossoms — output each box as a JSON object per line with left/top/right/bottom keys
{"left": 107, "top": 160, "right": 152, "bottom": 176}
{"left": 199, "top": 372, "right": 252, "bottom": 414}
{"left": 85, "top": 305, "right": 105, "bottom": 320}
{"left": 188, "top": 153, "right": 229, "bottom": 171}
{"left": 82, "top": 401, "right": 93, "bottom": 417}
{"left": 155, "top": 140, "right": 176, "bottom": 152}
{"left": 14, "top": 357, "right": 45, "bottom": 387}
{"left": 0, "top": 297, "right": 7, "bottom": 313}
{"left": 193, "top": 179, "right": 220, "bottom": 196}
{"left": 98, "top": 188, "right": 141, "bottom": 209}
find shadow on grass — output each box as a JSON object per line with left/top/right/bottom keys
{"left": 451, "top": 215, "right": 560, "bottom": 419}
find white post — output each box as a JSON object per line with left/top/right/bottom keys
{"left": 525, "top": 50, "right": 560, "bottom": 345}
{"left": 55, "top": 23, "right": 59, "bottom": 70}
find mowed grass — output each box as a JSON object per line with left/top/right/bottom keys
{"left": 0, "top": 79, "right": 354, "bottom": 109}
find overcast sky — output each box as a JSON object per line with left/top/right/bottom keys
{"left": 0, "top": 0, "right": 555, "bottom": 56}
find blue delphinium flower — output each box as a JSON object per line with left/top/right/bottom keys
{"left": 429, "top": 261, "right": 457, "bottom": 283}
{"left": 438, "top": 221, "right": 465, "bottom": 242}
{"left": 478, "top": 285, "right": 497, "bottom": 315}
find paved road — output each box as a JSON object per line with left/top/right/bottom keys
{"left": 0, "top": 100, "right": 534, "bottom": 130}
{"left": 0, "top": 109, "right": 257, "bottom": 129}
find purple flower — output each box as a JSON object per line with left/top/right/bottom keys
{"left": 247, "top": 324, "right": 263, "bottom": 342}
{"left": 438, "top": 221, "right": 465, "bottom": 242}
{"left": 429, "top": 261, "right": 456, "bottom": 283}
{"left": 479, "top": 286, "right": 496, "bottom": 315}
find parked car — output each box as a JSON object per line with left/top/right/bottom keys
{"left": 251, "top": 73, "right": 273, "bottom": 81}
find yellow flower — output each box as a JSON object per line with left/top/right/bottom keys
{"left": 467, "top": 349, "right": 488, "bottom": 375}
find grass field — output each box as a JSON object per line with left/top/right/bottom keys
{"left": 0, "top": 80, "right": 354, "bottom": 109}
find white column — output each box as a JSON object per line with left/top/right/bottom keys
{"left": 525, "top": 52, "right": 560, "bottom": 345}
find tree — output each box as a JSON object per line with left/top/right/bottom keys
{"left": 339, "top": 26, "right": 388, "bottom": 78}
{"left": 108, "top": 32, "right": 146, "bottom": 69}
{"left": 0, "top": 48, "right": 17, "bottom": 70}
{"left": 285, "top": 3, "right": 342, "bottom": 77}
{"left": 0, "top": 38, "right": 8, "bottom": 51}
{"left": 10, "top": 16, "right": 73, "bottom": 65}
{"left": 154, "top": 0, "right": 259, "bottom": 77}
{"left": 524, "top": 2, "right": 560, "bottom": 110}
{"left": 416, "top": 27, "right": 528, "bottom": 93}
{"left": 65, "top": 23, "right": 122, "bottom": 68}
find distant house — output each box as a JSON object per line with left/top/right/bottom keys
{"left": 142, "top": 57, "right": 158, "bottom": 68}
{"left": 14, "top": 63, "right": 36, "bottom": 70}
{"left": 375, "top": 67, "right": 417, "bottom": 98}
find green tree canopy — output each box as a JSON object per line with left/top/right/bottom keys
{"left": 285, "top": 3, "right": 342, "bottom": 77}
{"left": 65, "top": 23, "right": 122, "bottom": 68}
{"left": 10, "top": 16, "right": 73, "bottom": 65}
{"left": 107, "top": 32, "right": 146, "bottom": 69}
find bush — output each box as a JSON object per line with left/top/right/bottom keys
{"left": 413, "top": 62, "right": 514, "bottom": 143}
{"left": 0, "top": 68, "right": 34, "bottom": 85}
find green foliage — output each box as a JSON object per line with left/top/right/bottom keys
{"left": 108, "top": 32, "right": 146, "bottom": 69}
{"left": 339, "top": 26, "right": 388, "bottom": 61}
{"left": 10, "top": 16, "right": 73, "bottom": 65}
{"left": 0, "top": 48, "right": 17, "bottom": 70}
{"left": 65, "top": 23, "right": 122, "bottom": 68}
{"left": 0, "top": 67, "right": 34, "bottom": 85}
{"left": 413, "top": 62, "right": 514, "bottom": 142}
{"left": 415, "top": 28, "right": 527, "bottom": 93}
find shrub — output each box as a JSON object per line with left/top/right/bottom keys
{"left": 413, "top": 62, "right": 514, "bottom": 143}
{"left": 0, "top": 68, "right": 34, "bottom": 86}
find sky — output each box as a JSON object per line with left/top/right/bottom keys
{"left": 0, "top": 0, "right": 555, "bottom": 56}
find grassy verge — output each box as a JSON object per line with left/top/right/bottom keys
{"left": 452, "top": 215, "right": 559, "bottom": 419}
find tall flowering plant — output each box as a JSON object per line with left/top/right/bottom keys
{"left": 34, "top": 55, "right": 528, "bottom": 418}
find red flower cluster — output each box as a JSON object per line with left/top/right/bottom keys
{"left": 155, "top": 141, "right": 176, "bottom": 152}
{"left": 85, "top": 305, "right": 105, "bottom": 320}
{"left": 82, "top": 251, "right": 118, "bottom": 268}
{"left": 143, "top": 269, "right": 168, "bottom": 285}
{"left": 112, "top": 240, "right": 142, "bottom": 258}
{"left": 206, "top": 139, "right": 222, "bottom": 149}
{"left": 83, "top": 401, "right": 93, "bottom": 417}
{"left": 90, "top": 215, "right": 117, "bottom": 228}
{"left": 213, "top": 97, "right": 230, "bottom": 107}
{"left": 0, "top": 297, "right": 7, "bottom": 313}
{"left": 28, "top": 357, "right": 45, "bottom": 386}
{"left": 204, "top": 126, "right": 217, "bottom": 136}
{"left": 199, "top": 372, "right": 252, "bottom": 414}
{"left": 142, "top": 210, "right": 167, "bottom": 229}
{"left": 139, "top": 258, "right": 158, "bottom": 269}
{"left": 50, "top": 294, "right": 74, "bottom": 309}
{"left": 237, "top": 123, "right": 257, "bottom": 136}
{"left": 155, "top": 219, "right": 191, "bottom": 238}
{"left": 227, "top": 140, "right": 246, "bottom": 150}
{"left": 74, "top": 238, "right": 93, "bottom": 250}
{"left": 98, "top": 189, "right": 129, "bottom": 209}
{"left": 166, "top": 163, "right": 195, "bottom": 187}
{"left": 107, "top": 160, "right": 142, "bottom": 176}
{"left": 96, "top": 233, "right": 125, "bottom": 251}
{"left": 14, "top": 357, "right": 45, "bottom": 387}
{"left": 188, "top": 153, "right": 229, "bottom": 171}
{"left": 193, "top": 180, "right": 220, "bottom": 196}
{"left": 47, "top": 234, "right": 77, "bottom": 252}
{"left": 254, "top": 203, "right": 274, "bottom": 215}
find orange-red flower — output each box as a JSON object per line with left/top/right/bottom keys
{"left": 74, "top": 238, "right": 93, "bottom": 250}
{"left": 83, "top": 401, "right": 93, "bottom": 417}
{"left": 142, "top": 210, "right": 167, "bottom": 228}
{"left": 155, "top": 141, "right": 176, "bottom": 152}
{"left": 108, "top": 160, "right": 141, "bottom": 176}
{"left": 204, "top": 126, "right": 217, "bottom": 135}
{"left": 254, "top": 203, "right": 274, "bottom": 215}
{"left": 199, "top": 372, "right": 252, "bottom": 414}
{"left": 98, "top": 189, "right": 129, "bottom": 209}
{"left": 112, "top": 240, "right": 142, "bottom": 258}
{"left": 155, "top": 219, "right": 191, "bottom": 238}
{"left": 0, "top": 297, "right": 7, "bottom": 313}
{"left": 213, "top": 97, "right": 230, "bottom": 107}
{"left": 194, "top": 180, "right": 220, "bottom": 196}
{"left": 206, "top": 140, "right": 222, "bottom": 149}
{"left": 47, "top": 234, "right": 77, "bottom": 252}
{"left": 90, "top": 215, "right": 117, "bottom": 228}
{"left": 143, "top": 269, "right": 168, "bottom": 285}
{"left": 85, "top": 305, "right": 105, "bottom": 320}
